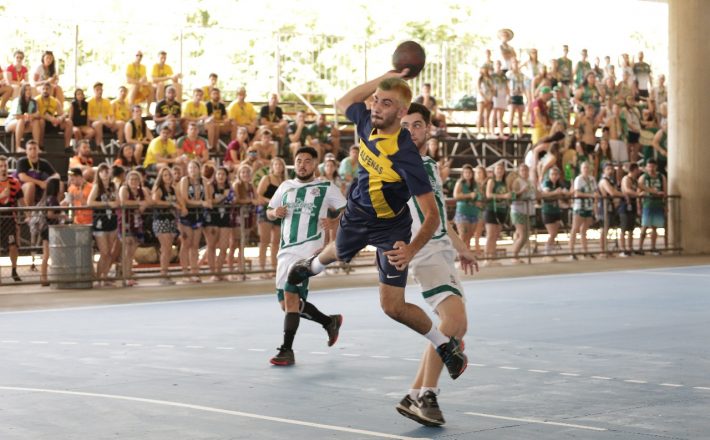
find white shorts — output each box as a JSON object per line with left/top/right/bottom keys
{"left": 610, "top": 139, "right": 628, "bottom": 163}
{"left": 275, "top": 243, "right": 320, "bottom": 293}
{"left": 411, "top": 248, "right": 465, "bottom": 313}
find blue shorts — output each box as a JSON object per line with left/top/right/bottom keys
{"left": 642, "top": 206, "right": 664, "bottom": 228}
{"left": 335, "top": 202, "right": 412, "bottom": 287}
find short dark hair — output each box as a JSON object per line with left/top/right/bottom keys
{"left": 647, "top": 158, "right": 658, "bottom": 166}
{"left": 407, "top": 102, "right": 431, "bottom": 125}
{"left": 628, "top": 163, "right": 639, "bottom": 172}
{"left": 295, "top": 146, "right": 319, "bottom": 159}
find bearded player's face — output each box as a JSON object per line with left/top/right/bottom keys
{"left": 371, "top": 89, "right": 404, "bottom": 131}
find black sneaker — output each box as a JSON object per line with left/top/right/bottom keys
{"left": 325, "top": 314, "right": 343, "bottom": 347}
{"left": 396, "top": 395, "right": 439, "bottom": 427}
{"left": 269, "top": 346, "right": 295, "bottom": 366}
{"left": 436, "top": 337, "right": 468, "bottom": 380}
{"left": 287, "top": 254, "right": 318, "bottom": 285}
{"left": 11, "top": 270, "right": 21, "bottom": 282}
{"left": 634, "top": 250, "right": 645, "bottom": 256}
{"left": 413, "top": 391, "right": 445, "bottom": 426}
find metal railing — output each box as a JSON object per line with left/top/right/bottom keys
{"left": 0, "top": 194, "right": 681, "bottom": 287}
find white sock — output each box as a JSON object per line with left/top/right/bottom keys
{"left": 408, "top": 389, "right": 420, "bottom": 400}
{"left": 310, "top": 255, "right": 326, "bottom": 274}
{"left": 424, "top": 326, "right": 450, "bottom": 348}
{"left": 420, "top": 387, "right": 439, "bottom": 397}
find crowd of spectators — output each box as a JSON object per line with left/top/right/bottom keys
{"left": 0, "top": 42, "right": 672, "bottom": 285}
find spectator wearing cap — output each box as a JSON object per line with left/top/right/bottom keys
{"left": 126, "top": 50, "right": 154, "bottom": 106}
{"left": 253, "top": 128, "right": 278, "bottom": 161}
{"left": 62, "top": 167, "right": 93, "bottom": 226}
{"left": 530, "top": 86, "right": 552, "bottom": 144}
{"left": 151, "top": 50, "right": 182, "bottom": 102}
{"left": 88, "top": 82, "right": 124, "bottom": 146}
{"left": 549, "top": 85, "right": 571, "bottom": 128}
{"left": 68, "top": 140, "right": 94, "bottom": 171}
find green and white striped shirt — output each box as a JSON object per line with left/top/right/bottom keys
{"left": 268, "top": 179, "right": 346, "bottom": 250}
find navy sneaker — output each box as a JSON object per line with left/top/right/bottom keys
{"left": 436, "top": 337, "right": 468, "bottom": 380}
{"left": 287, "top": 254, "right": 318, "bottom": 285}
{"left": 325, "top": 314, "right": 343, "bottom": 347}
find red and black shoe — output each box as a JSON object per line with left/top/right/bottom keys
{"left": 270, "top": 346, "right": 295, "bottom": 366}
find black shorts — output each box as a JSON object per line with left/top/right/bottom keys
{"left": 638, "top": 89, "right": 649, "bottom": 98}
{"left": 581, "top": 142, "right": 595, "bottom": 155}
{"left": 43, "top": 120, "right": 61, "bottom": 134}
{"left": 205, "top": 210, "right": 231, "bottom": 228}
{"left": 618, "top": 211, "right": 637, "bottom": 232}
{"left": 335, "top": 202, "right": 411, "bottom": 287}
{"left": 627, "top": 131, "right": 640, "bottom": 144}
{"left": 542, "top": 211, "right": 561, "bottom": 225}
{"left": 602, "top": 210, "right": 619, "bottom": 228}
{"left": 92, "top": 215, "right": 118, "bottom": 233}
{"left": 0, "top": 216, "right": 19, "bottom": 250}
{"left": 484, "top": 209, "right": 507, "bottom": 225}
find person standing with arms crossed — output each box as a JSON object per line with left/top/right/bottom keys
{"left": 288, "top": 70, "right": 468, "bottom": 380}
{"left": 395, "top": 103, "right": 478, "bottom": 426}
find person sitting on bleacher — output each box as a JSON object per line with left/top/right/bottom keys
{"left": 205, "top": 87, "right": 235, "bottom": 150}
{"left": 125, "top": 105, "right": 153, "bottom": 164}
{"left": 259, "top": 93, "right": 288, "bottom": 139}
{"left": 88, "top": 82, "right": 124, "bottom": 146}
{"left": 15, "top": 140, "right": 60, "bottom": 207}
{"left": 227, "top": 86, "right": 258, "bottom": 138}
{"left": 37, "top": 83, "right": 72, "bottom": 151}
{"left": 4, "top": 83, "right": 40, "bottom": 152}
{"left": 31, "top": 51, "right": 64, "bottom": 104}
{"left": 114, "top": 143, "right": 139, "bottom": 170}
{"left": 111, "top": 86, "right": 131, "bottom": 128}
{"left": 181, "top": 88, "right": 208, "bottom": 135}
{"left": 151, "top": 50, "right": 182, "bottom": 103}
{"left": 177, "top": 122, "right": 209, "bottom": 170}
{"left": 126, "top": 51, "right": 153, "bottom": 106}
{"left": 70, "top": 88, "right": 95, "bottom": 147}
{"left": 143, "top": 125, "right": 177, "bottom": 173}
{"left": 68, "top": 139, "right": 94, "bottom": 171}
{"left": 0, "top": 66, "right": 13, "bottom": 117}
{"left": 201, "top": 73, "right": 218, "bottom": 101}
{"left": 5, "top": 50, "right": 29, "bottom": 100}
{"left": 154, "top": 85, "right": 182, "bottom": 138}
{"left": 308, "top": 113, "right": 340, "bottom": 158}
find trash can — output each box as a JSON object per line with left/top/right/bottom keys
{"left": 49, "top": 224, "right": 93, "bottom": 289}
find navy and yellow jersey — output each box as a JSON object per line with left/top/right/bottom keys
{"left": 345, "top": 102, "right": 432, "bottom": 219}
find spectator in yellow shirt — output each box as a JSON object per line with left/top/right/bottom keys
{"left": 143, "top": 125, "right": 177, "bottom": 172}
{"left": 88, "top": 82, "right": 124, "bottom": 145}
{"left": 112, "top": 86, "right": 131, "bottom": 125}
{"left": 126, "top": 51, "right": 154, "bottom": 106}
{"left": 201, "top": 73, "right": 218, "bottom": 100}
{"left": 181, "top": 88, "right": 208, "bottom": 134}
{"left": 36, "top": 83, "right": 72, "bottom": 149}
{"left": 227, "top": 86, "right": 258, "bottom": 137}
{"left": 151, "top": 50, "right": 182, "bottom": 102}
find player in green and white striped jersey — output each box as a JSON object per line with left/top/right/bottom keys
{"left": 266, "top": 147, "right": 347, "bottom": 366}
{"left": 395, "top": 103, "right": 479, "bottom": 427}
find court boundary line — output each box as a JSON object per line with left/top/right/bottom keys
{"left": 1, "top": 264, "right": 707, "bottom": 316}
{"left": 465, "top": 411, "right": 607, "bottom": 431}
{"left": 0, "top": 386, "right": 430, "bottom": 440}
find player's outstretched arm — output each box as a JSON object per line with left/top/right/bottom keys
{"left": 335, "top": 69, "right": 410, "bottom": 114}
{"left": 446, "top": 221, "right": 479, "bottom": 275}
{"left": 384, "top": 191, "right": 439, "bottom": 270}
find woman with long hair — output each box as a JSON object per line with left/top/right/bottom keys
{"left": 152, "top": 166, "right": 179, "bottom": 285}
{"left": 70, "top": 88, "right": 95, "bottom": 143}
{"left": 476, "top": 65, "right": 494, "bottom": 136}
{"left": 255, "top": 157, "right": 286, "bottom": 278}
{"left": 510, "top": 164, "right": 537, "bottom": 263}
{"left": 118, "top": 170, "right": 149, "bottom": 286}
{"left": 178, "top": 160, "right": 208, "bottom": 283}
{"left": 453, "top": 164, "right": 479, "bottom": 251}
{"left": 204, "top": 166, "right": 233, "bottom": 281}
{"left": 483, "top": 162, "right": 511, "bottom": 266}
{"left": 87, "top": 163, "right": 119, "bottom": 286}
{"left": 4, "top": 83, "right": 40, "bottom": 151}
{"left": 229, "top": 164, "right": 257, "bottom": 278}
{"left": 114, "top": 143, "right": 139, "bottom": 169}
{"left": 32, "top": 51, "right": 64, "bottom": 102}
{"left": 224, "top": 126, "right": 250, "bottom": 171}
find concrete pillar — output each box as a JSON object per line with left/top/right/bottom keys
{"left": 668, "top": 0, "right": 710, "bottom": 253}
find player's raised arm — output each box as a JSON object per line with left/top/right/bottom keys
{"left": 335, "top": 70, "right": 410, "bottom": 114}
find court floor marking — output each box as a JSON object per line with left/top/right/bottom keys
{"left": 631, "top": 270, "right": 710, "bottom": 278}
{"left": 464, "top": 411, "right": 607, "bottom": 432}
{"left": 0, "top": 386, "right": 430, "bottom": 440}
{"left": 3, "top": 339, "right": 709, "bottom": 392}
